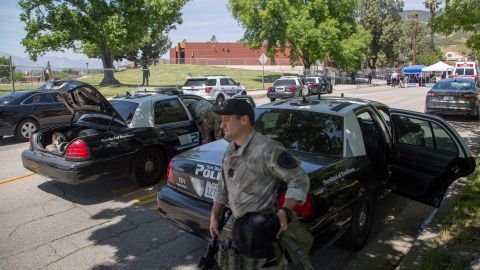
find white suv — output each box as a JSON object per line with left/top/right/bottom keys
{"left": 182, "top": 75, "right": 247, "bottom": 105}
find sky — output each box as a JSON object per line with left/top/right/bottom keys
{"left": 0, "top": 0, "right": 427, "bottom": 60}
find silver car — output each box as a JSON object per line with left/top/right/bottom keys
{"left": 425, "top": 78, "right": 479, "bottom": 120}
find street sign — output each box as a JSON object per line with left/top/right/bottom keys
{"left": 259, "top": 53, "right": 268, "bottom": 65}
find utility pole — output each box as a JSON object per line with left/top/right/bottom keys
{"left": 9, "top": 56, "right": 15, "bottom": 92}
{"left": 411, "top": 13, "right": 419, "bottom": 65}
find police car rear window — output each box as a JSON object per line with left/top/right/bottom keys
{"left": 110, "top": 100, "right": 139, "bottom": 122}
{"left": 255, "top": 108, "right": 343, "bottom": 156}
{"left": 184, "top": 79, "right": 207, "bottom": 87}
{"left": 273, "top": 80, "right": 297, "bottom": 87}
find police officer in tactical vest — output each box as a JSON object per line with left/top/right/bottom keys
{"left": 210, "top": 99, "right": 311, "bottom": 269}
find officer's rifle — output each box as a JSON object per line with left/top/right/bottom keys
{"left": 198, "top": 207, "right": 232, "bottom": 270}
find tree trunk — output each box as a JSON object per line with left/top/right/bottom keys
{"left": 99, "top": 45, "right": 119, "bottom": 86}
{"left": 429, "top": 10, "right": 435, "bottom": 50}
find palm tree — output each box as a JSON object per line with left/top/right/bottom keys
{"left": 424, "top": 0, "right": 441, "bottom": 50}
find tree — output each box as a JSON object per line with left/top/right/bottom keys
{"left": 433, "top": 0, "right": 480, "bottom": 54}
{"left": 358, "top": 0, "right": 404, "bottom": 68}
{"left": 120, "top": 32, "right": 172, "bottom": 68}
{"left": 19, "top": 0, "right": 189, "bottom": 85}
{"left": 0, "top": 57, "right": 11, "bottom": 80}
{"left": 228, "top": 0, "right": 370, "bottom": 70}
{"left": 424, "top": 0, "right": 441, "bottom": 50}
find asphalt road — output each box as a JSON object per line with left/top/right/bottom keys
{"left": 0, "top": 84, "right": 478, "bottom": 270}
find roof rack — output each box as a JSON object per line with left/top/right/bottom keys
{"left": 203, "top": 74, "right": 227, "bottom": 77}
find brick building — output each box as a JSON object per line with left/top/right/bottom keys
{"left": 169, "top": 42, "right": 296, "bottom": 65}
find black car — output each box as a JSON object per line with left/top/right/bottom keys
{"left": 425, "top": 78, "right": 480, "bottom": 120}
{"left": 0, "top": 90, "right": 72, "bottom": 140}
{"left": 267, "top": 77, "right": 305, "bottom": 102}
{"left": 22, "top": 80, "right": 225, "bottom": 186}
{"left": 302, "top": 76, "right": 333, "bottom": 95}
{"left": 156, "top": 96, "right": 475, "bottom": 251}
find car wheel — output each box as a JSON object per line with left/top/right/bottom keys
{"left": 15, "top": 118, "right": 39, "bottom": 141}
{"left": 131, "top": 148, "right": 164, "bottom": 187}
{"left": 270, "top": 98, "right": 276, "bottom": 102}
{"left": 337, "top": 187, "right": 375, "bottom": 250}
{"left": 216, "top": 95, "right": 225, "bottom": 106}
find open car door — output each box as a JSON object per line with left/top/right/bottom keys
{"left": 389, "top": 109, "right": 476, "bottom": 208}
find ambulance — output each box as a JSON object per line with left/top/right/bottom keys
{"left": 452, "top": 61, "right": 479, "bottom": 81}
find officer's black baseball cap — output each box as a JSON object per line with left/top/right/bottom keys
{"left": 214, "top": 99, "right": 255, "bottom": 124}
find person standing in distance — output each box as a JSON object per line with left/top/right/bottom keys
{"left": 210, "top": 99, "right": 310, "bottom": 269}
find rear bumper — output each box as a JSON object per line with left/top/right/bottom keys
{"left": 156, "top": 185, "right": 233, "bottom": 240}
{"left": 267, "top": 92, "right": 296, "bottom": 99}
{"left": 425, "top": 104, "right": 477, "bottom": 115}
{"left": 21, "top": 149, "right": 133, "bottom": 184}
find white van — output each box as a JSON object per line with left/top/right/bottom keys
{"left": 452, "top": 62, "right": 478, "bottom": 80}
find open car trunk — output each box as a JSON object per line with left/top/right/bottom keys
{"left": 33, "top": 125, "right": 105, "bottom": 156}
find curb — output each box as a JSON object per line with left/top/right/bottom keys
{"left": 395, "top": 173, "right": 478, "bottom": 270}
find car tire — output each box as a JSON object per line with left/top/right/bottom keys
{"left": 131, "top": 148, "right": 164, "bottom": 187}
{"left": 216, "top": 95, "right": 225, "bottom": 106}
{"left": 337, "top": 188, "right": 375, "bottom": 250}
{"left": 15, "top": 118, "right": 39, "bottom": 141}
{"left": 270, "top": 98, "right": 276, "bottom": 102}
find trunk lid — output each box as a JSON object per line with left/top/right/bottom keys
{"left": 169, "top": 139, "right": 338, "bottom": 202}
{"left": 40, "top": 81, "right": 127, "bottom": 127}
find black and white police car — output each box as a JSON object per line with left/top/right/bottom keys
{"left": 182, "top": 75, "right": 247, "bottom": 105}
{"left": 156, "top": 95, "right": 475, "bottom": 251}
{"left": 22, "top": 80, "right": 218, "bottom": 186}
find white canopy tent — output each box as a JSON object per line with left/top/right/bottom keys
{"left": 422, "top": 61, "right": 454, "bottom": 72}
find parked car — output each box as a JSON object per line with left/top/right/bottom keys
{"left": 22, "top": 80, "right": 238, "bottom": 186}
{"left": 156, "top": 95, "right": 475, "bottom": 252}
{"left": 302, "top": 77, "right": 331, "bottom": 95}
{"left": 267, "top": 76, "right": 305, "bottom": 102}
{"left": 182, "top": 75, "right": 246, "bottom": 106}
{"left": 425, "top": 78, "right": 480, "bottom": 120}
{"left": 0, "top": 90, "right": 72, "bottom": 141}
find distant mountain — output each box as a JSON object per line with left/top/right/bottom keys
{"left": 0, "top": 51, "right": 104, "bottom": 71}
{"left": 401, "top": 10, "right": 431, "bottom": 23}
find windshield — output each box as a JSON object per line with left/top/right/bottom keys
{"left": 433, "top": 81, "right": 475, "bottom": 91}
{"left": 255, "top": 108, "right": 343, "bottom": 156}
{"left": 273, "top": 80, "right": 297, "bottom": 87}
{"left": 184, "top": 79, "right": 207, "bottom": 87}
{"left": 0, "top": 91, "right": 31, "bottom": 104}
{"left": 110, "top": 100, "right": 139, "bottom": 122}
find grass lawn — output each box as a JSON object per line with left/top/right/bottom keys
{"left": 415, "top": 163, "right": 480, "bottom": 270}
{"left": 1, "top": 64, "right": 287, "bottom": 97}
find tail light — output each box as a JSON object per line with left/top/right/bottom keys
{"left": 427, "top": 91, "right": 438, "bottom": 97}
{"left": 205, "top": 87, "right": 212, "bottom": 93}
{"left": 308, "top": 83, "right": 315, "bottom": 89}
{"left": 460, "top": 93, "right": 475, "bottom": 99}
{"left": 289, "top": 86, "right": 296, "bottom": 92}
{"left": 66, "top": 140, "right": 90, "bottom": 159}
{"left": 276, "top": 191, "right": 313, "bottom": 217}
{"left": 267, "top": 87, "right": 272, "bottom": 92}
{"left": 166, "top": 159, "right": 176, "bottom": 187}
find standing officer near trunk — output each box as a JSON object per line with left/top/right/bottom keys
{"left": 209, "top": 99, "right": 310, "bottom": 269}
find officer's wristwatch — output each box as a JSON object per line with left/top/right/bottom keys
{"left": 281, "top": 207, "right": 292, "bottom": 223}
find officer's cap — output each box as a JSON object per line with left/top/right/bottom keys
{"left": 214, "top": 99, "right": 255, "bottom": 124}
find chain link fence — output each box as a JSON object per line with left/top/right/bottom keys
{"left": 0, "top": 59, "right": 394, "bottom": 94}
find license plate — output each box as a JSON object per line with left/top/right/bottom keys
{"left": 204, "top": 181, "right": 217, "bottom": 199}
{"left": 444, "top": 96, "right": 454, "bottom": 101}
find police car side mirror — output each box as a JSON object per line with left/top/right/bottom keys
{"left": 236, "top": 82, "right": 241, "bottom": 86}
